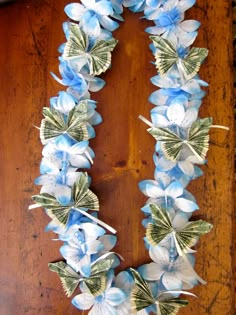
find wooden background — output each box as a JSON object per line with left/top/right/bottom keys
{"left": 0, "top": 0, "right": 234, "bottom": 314}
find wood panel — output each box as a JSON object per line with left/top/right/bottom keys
{"left": 0, "top": 0, "right": 234, "bottom": 314}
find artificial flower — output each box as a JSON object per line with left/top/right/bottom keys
{"left": 150, "top": 96, "right": 199, "bottom": 128}
{"left": 65, "top": 0, "right": 119, "bottom": 37}
{"left": 72, "top": 272, "right": 126, "bottom": 314}
{"left": 50, "top": 91, "right": 76, "bottom": 115}
{"left": 35, "top": 169, "right": 81, "bottom": 205}
{"left": 139, "top": 176, "right": 198, "bottom": 212}
{"left": 40, "top": 136, "right": 94, "bottom": 174}
{"left": 123, "top": 0, "right": 147, "bottom": 12}
{"left": 51, "top": 59, "right": 89, "bottom": 97}
{"left": 60, "top": 222, "right": 106, "bottom": 276}
{"left": 139, "top": 245, "right": 198, "bottom": 290}
{"left": 149, "top": 70, "right": 208, "bottom": 106}
{"left": 145, "top": 0, "right": 200, "bottom": 40}
{"left": 114, "top": 271, "right": 134, "bottom": 314}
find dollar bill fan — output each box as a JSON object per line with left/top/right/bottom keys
{"left": 40, "top": 103, "right": 90, "bottom": 145}
{"left": 150, "top": 35, "right": 208, "bottom": 80}
{"left": 31, "top": 173, "right": 99, "bottom": 226}
{"left": 148, "top": 117, "right": 212, "bottom": 162}
{"left": 146, "top": 204, "right": 213, "bottom": 256}
{"left": 63, "top": 23, "right": 118, "bottom": 76}
{"left": 49, "top": 256, "right": 114, "bottom": 297}
{"left": 130, "top": 268, "right": 189, "bottom": 314}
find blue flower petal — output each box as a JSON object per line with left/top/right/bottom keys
{"left": 81, "top": 11, "right": 101, "bottom": 37}
{"left": 64, "top": 3, "right": 86, "bottom": 21}
{"left": 100, "top": 16, "right": 119, "bottom": 31}
{"left": 105, "top": 287, "right": 126, "bottom": 306}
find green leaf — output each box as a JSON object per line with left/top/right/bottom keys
{"left": 48, "top": 261, "right": 80, "bottom": 297}
{"left": 63, "top": 23, "right": 118, "bottom": 76}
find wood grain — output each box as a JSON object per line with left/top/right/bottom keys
{"left": 0, "top": 0, "right": 234, "bottom": 314}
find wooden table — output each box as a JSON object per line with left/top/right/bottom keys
{"left": 0, "top": 0, "right": 234, "bottom": 314}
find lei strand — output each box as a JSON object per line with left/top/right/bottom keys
{"left": 29, "top": 1, "right": 228, "bottom": 314}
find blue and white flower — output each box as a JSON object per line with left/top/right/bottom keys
{"left": 150, "top": 96, "right": 199, "bottom": 129}
{"left": 65, "top": 1, "right": 119, "bottom": 38}
{"left": 139, "top": 245, "right": 197, "bottom": 290}
{"left": 145, "top": 0, "right": 200, "bottom": 40}
{"left": 51, "top": 59, "right": 89, "bottom": 98}
{"left": 154, "top": 155, "right": 203, "bottom": 186}
{"left": 60, "top": 222, "right": 106, "bottom": 276}
{"left": 149, "top": 70, "right": 208, "bottom": 106}
{"left": 40, "top": 137, "right": 94, "bottom": 174}
{"left": 72, "top": 272, "right": 126, "bottom": 314}
{"left": 139, "top": 176, "right": 198, "bottom": 213}
{"left": 35, "top": 169, "right": 81, "bottom": 205}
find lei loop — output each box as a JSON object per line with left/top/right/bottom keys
{"left": 29, "top": 1, "right": 228, "bottom": 314}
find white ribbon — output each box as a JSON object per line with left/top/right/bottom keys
{"left": 73, "top": 207, "right": 117, "bottom": 234}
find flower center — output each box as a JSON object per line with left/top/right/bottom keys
{"left": 158, "top": 8, "right": 181, "bottom": 27}
{"left": 95, "top": 294, "right": 104, "bottom": 303}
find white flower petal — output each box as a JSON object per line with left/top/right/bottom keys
{"left": 181, "top": 107, "right": 198, "bottom": 128}
{"left": 64, "top": 3, "right": 86, "bottom": 21}
{"left": 149, "top": 245, "right": 169, "bottom": 264}
{"left": 72, "top": 293, "right": 95, "bottom": 310}
{"left": 151, "top": 113, "right": 169, "bottom": 127}
{"left": 86, "top": 239, "right": 103, "bottom": 255}
{"left": 178, "top": 160, "right": 194, "bottom": 176}
{"left": 162, "top": 272, "right": 183, "bottom": 290}
{"left": 139, "top": 180, "right": 165, "bottom": 198}
{"left": 167, "top": 103, "right": 185, "bottom": 126}
{"left": 180, "top": 19, "right": 200, "bottom": 32}
{"left": 69, "top": 155, "right": 90, "bottom": 168}
{"left": 80, "top": 223, "right": 105, "bottom": 238}
{"left": 115, "top": 271, "right": 134, "bottom": 293}
{"left": 94, "top": 0, "right": 113, "bottom": 15}
{"left": 139, "top": 262, "right": 164, "bottom": 281}
{"left": 172, "top": 212, "right": 190, "bottom": 229}
{"left": 157, "top": 157, "right": 176, "bottom": 171}
{"left": 54, "top": 185, "right": 72, "bottom": 205}
{"left": 90, "top": 303, "right": 117, "bottom": 315}
{"left": 165, "top": 181, "right": 183, "bottom": 198}
{"left": 105, "top": 287, "right": 126, "bottom": 306}
{"left": 66, "top": 172, "right": 80, "bottom": 186}
{"left": 175, "top": 198, "right": 199, "bottom": 212}
{"left": 99, "top": 235, "right": 117, "bottom": 252}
